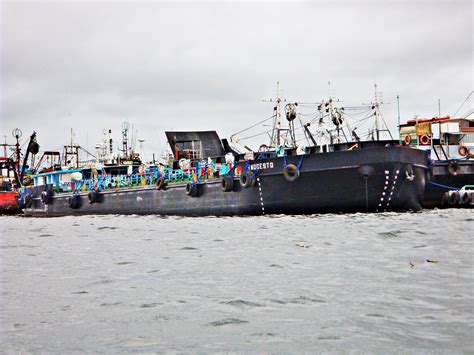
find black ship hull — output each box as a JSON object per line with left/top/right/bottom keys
{"left": 22, "top": 147, "right": 429, "bottom": 217}
{"left": 424, "top": 160, "right": 474, "bottom": 208}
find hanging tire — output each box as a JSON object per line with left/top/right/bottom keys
{"left": 88, "top": 190, "right": 100, "bottom": 204}
{"left": 221, "top": 175, "right": 234, "bottom": 192}
{"left": 24, "top": 194, "right": 33, "bottom": 208}
{"left": 448, "top": 161, "right": 459, "bottom": 176}
{"left": 16, "top": 195, "right": 25, "bottom": 209}
{"left": 460, "top": 191, "right": 472, "bottom": 205}
{"left": 405, "top": 165, "right": 415, "bottom": 181}
{"left": 156, "top": 176, "right": 166, "bottom": 190}
{"left": 283, "top": 164, "right": 300, "bottom": 182}
{"left": 186, "top": 182, "right": 198, "bottom": 197}
{"left": 68, "top": 194, "right": 81, "bottom": 209}
{"left": 41, "top": 190, "right": 53, "bottom": 205}
{"left": 448, "top": 191, "right": 460, "bottom": 205}
{"left": 240, "top": 171, "right": 255, "bottom": 188}
{"left": 441, "top": 192, "right": 450, "bottom": 207}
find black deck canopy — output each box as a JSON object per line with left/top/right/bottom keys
{"left": 165, "top": 131, "right": 226, "bottom": 160}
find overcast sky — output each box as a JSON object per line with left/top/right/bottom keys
{"left": 1, "top": 0, "right": 472, "bottom": 161}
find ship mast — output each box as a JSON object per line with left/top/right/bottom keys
{"left": 374, "top": 84, "right": 380, "bottom": 140}
{"left": 369, "top": 84, "right": 393, "bottom": 140}
{"left": 122, "top": 121, "right": 129, "bottom": 160}
{"left": 63, "top": 128, "right": 80, "bottom": 168}
{"left": 12, "top": 128, "right": 22, "bottom": 176}
{"left": 275, "top": 81, "right": 282, "bottom": 146}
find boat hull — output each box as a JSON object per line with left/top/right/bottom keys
{"left": 424, "top": 160, "right": 474, "bottom": 208}
{"left": 23, "top": 147, "right": 429, "bottom": 217}
{"left": 0, "top": 191, "right": 20, "bottom": 214}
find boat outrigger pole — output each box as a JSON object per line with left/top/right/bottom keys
{"left": 19, "top": 131, "right": 39, "bottom": 183}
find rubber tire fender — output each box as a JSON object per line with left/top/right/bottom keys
{"left": 156, "top": 176, "right": 166, "bottom": 190}
{"left": 460, "top": 191, "right": 471, "bottom": 205}
{"left": 186, "top": 182, "right": 198, "bottom": 197}
{"left": 240, "top": 171, "right": 255, "bottom": 188}
{"left": 68, "top": 194, "right": 81, "bottom": 209}
{"left": 221, "top": 175, "right": 234, "bottom": 192}
{"left": 88, "top": 190, "right": 100, "bottom": 204}
{"left": 448, "top": 191, "right": 460, "bottom": 205}
{"left": 283, "top": 164, "right": 300, "bottom": 182}
{"left": 41, "top": 190, "right": 53, "bottom": 205}
{"left": 405, "top": 164, "right": 415, "bottom": 181}
{"left": 24, "top": 194, "right": 33, "bottom": 208}
{"left": 448, "top": 161, "right": 459, "bottom": 176}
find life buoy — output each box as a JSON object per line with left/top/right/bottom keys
{"left": 186, "top": 182, "right": 198, "bottom": 197}
{"left": 68, "top": 194, "right": 81, "bottom": 209}
{"left": 458, "top": 145, "right": 469, "bottom": 157}
{"left": 283, "top": 164, "right": 300, "bottom": 182}
{"left": 221, "top": 175, "right": 234, "bottom": 192}
{"left": 88, "top": 190, "right": 100, "bottom": 204}
{"left": 240, "top": 171, "right": 255, "bottom": 188}
{"left": 448, "top": 161, "right": 459, "bottom": 176}
{"left": 419, "top": 134, "right": 431, "bottom": 145}
{"left": 41, "top": 190, "right": 53, "bottom": 205}
{"left": 404, "top": 135, "right": 412, "bottom": 145}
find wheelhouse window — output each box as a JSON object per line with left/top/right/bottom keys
{"left": 175, "top": 140, "right": 202, "bottom": 160}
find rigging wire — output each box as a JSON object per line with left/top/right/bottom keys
{"left": 453, "top": 90, "right": 473, "bottom": 117}
{"left": 230, "top": 114, "right": 275, "bottom": 138}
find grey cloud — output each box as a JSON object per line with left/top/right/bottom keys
{"left": 1, "top": 1, "right": 472, "bottom": 159}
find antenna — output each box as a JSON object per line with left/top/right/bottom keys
{"left": 64, "top": 128, "right": 80, "bottom": 167}
{"left": 397, "top": 94, "right": 401, "bottom": 144}
{"left": 262, "top": 81, "right": 283, "bottom": 147}
{"left": 12, "top": 128, "right": 22, "bottom": 175}
{"left": 367, "top": 83, "right": 393, "bottom": 140}
{"left": 138, "top": 138, "right": 145, "bottom": 162}
{"left": 275, "top": 81, "right": 282, "bottom": 146}
{"left": 122, "top": 121, "right": 129, "bottom": 159}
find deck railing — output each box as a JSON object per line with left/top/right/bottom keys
{"left": 49, "top": 163, "right": 231, "bottom": 193}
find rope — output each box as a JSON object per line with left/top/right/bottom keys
{"left": 428, "top": 181, "right": 459, "bottom": 190}
{"left": 296, "top": 155, "right": 304, "bottom": 170}
{"left": 282, "top": 154, "right": 304, "bottom": 170}
{"left": 244, "top": 160, "right": 250, "bottom": 171}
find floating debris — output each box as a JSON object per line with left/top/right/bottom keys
{"left": 295, "top": 242, "right": 312, "bottom": 248}
{"left": 208, "top": 318, "right": 248, "bottom": 327}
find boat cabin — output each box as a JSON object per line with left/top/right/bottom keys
{"left": 31, "top": 168, "right": 84, "bottom": 191}
{"left": 400, "top": 116, "right": 473, "bottom": 160}
{"left": 165, "top": 131, "right": 228, "bottom": 161}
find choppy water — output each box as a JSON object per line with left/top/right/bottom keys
{"left": 1, "top": 210, "right": 473, "bottom": 353}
